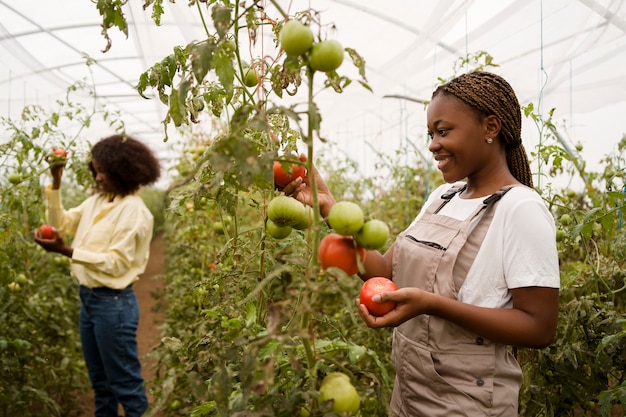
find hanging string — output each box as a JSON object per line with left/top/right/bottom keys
{"left": 536, "top": 0, "right": 549, "bottom": 190}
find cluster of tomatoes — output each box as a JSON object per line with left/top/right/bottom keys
{"left": 269, "top": 159, "right": 390, "bottom": 274}
{"left": 240, "top": 20, "right": 344, "bottom": 90}
{"left": 278, "top": 20, "right": 345, "bottom": 73}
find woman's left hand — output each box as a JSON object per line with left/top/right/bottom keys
{"left": 34, "top": 227, "right": 71, "bottom": 256}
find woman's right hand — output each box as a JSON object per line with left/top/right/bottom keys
{"left": 282, "top": 154, "right": 336, "bottom": 218}
{"left": 46, "top": 152, "right": 66, "bottom": 189}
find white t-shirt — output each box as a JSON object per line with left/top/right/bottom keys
{"left": 409, "top": 182, "right": 560, "bottom": 309}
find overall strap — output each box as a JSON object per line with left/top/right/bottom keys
{"left": 451, "top": 185, "right": 517, "bottom": 294}
{"left": 432, "top": 183, "right": 468, "bottom": 214}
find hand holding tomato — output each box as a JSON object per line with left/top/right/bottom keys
{"left": 281, "top": 154, "right": 336, "bottom": 218}
{"left": 34, "top": 225, "right": 72, "bottom": 257}
{"left": 357, "top": 286, "right": 431, "bottom": 328}
{"left": 273, "top": 160, "right": 307, "bottom": 188}
{"left": 37, "top": 224, "right": 56, "bottom": 240}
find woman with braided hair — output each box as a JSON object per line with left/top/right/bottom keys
{"left": 285, "top": 71, "right": 559, "bottom": 416}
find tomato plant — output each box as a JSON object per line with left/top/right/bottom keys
{"left": 267, "top": 195, "right": 306, "bottom": 227}
{"left": 279, "top": 20, "right": 314, "bottom": 56}
{"left": 355, "top": 219, "right": 390, "bottom": 250}
{"left": 273, "top": 160, "right": 307, "bottom": 188}
{"left": 38, "top": 224, "right": 55, "bottom": 240}
{"left": 318, "top": 233, "right": 365, "bottom": 276}
{"left": 327, "top": 201, "right": 364, "bottom": 236}
{"left": 309, "top": 39, "right": 344, "bottom": 72}
{"left": 359, "top": 277, "right": 398, "bottom": 317}
{"left": 318, "top": 372, "right": 360, "bottom": 414}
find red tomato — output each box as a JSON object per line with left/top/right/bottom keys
{"left": 52, "top": 147, "right": 67, "bottom": 158}
{"left": 318, "top": 233, "right": 366, "bottom": 276}
{"left": 39, "top": 224, "right": 55, "bottom": 240}
{"left": 359, "top": 277, "right": 398, "bottom": 316}
{"left": 273, "top": 160, "right": 307, "bottom": 188}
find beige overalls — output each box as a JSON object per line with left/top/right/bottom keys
{"left": 390, "top": 184, "right": 523, "bottom": 417}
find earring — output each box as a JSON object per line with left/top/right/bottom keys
{"left": 486, "top": 137, "right": 493, "bottom": 144}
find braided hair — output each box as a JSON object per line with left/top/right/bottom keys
{"left": 432, "top": 71, "right": 533, "bottom": 188}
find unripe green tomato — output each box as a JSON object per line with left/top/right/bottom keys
{"left": 267, "top": 219, "right": 292, "bottom": 239}
{"left": 279, "top": 20, "right": 314, "bottom": 56}
{"left": 318, "top": 372, "right": 360, "bottom": 414}
{"left": 243, "top": 66, "right": 258, "bottom": 87}
{"left": 16, "top": 274, "right": 28, "bottom": 285}
{"left": 267, "top": 195, "right": 306, "bottom": 227}
{"left": 355, "top": 219, "right": 390, "bottom": 250}
{"left": 309, "top": 40, "right": 344, "bottom": 72}
{"left": 327, "top": 201, "right": 364, "bottom": 236}
{"left": 8, "top": 174, "right": 21, "bottom": 184}
{"left": 8, "top": 282, "right": 21, "bottom": 292}
{"left": 213, "top": 221, "right": 225, "bottom": 235}
{"left": 292, "top": 205, "right": 313, "bottom": 231}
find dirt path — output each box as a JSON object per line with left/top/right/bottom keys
{"left": 78, "top": 233, "right": 167, "bottom": 417}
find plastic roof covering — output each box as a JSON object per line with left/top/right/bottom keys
{"left": 1, "top": 0, "right": 625, "bottom": 186}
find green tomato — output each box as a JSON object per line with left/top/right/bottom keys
{"left": 7, "top": 282, "right": 21, "bottom": 292}
{"left": 169, "top": 399, "right": 182, "bottom": 410}
{"left": 327, "top": 201, "right": 364, "bottom": 236}
{"left": 279, "top": 20, "right": 314, "bottom": 56}
{"left": 213, "top": 221, "right": 225, "bottom": 235}
{"left": 243, "top": 66, "right": 258, "bottom": 87}
{"left": 355, "top": 219, "right": 390, "bottom": 250}
{"left": 559, "top": 213, "right": 573, "bottom": 226}
{"left": 318, "top": 372, "right": 360, "bottom": 414}
{"left": 309, "top": 40, "right": 344, "bottom": 72}
{"left": 8, "top": 174, "right": 21, "bottom": 185}
{"left": 15, "top": 274, "right": 28, "bottom": 285}
{"left": 292, "top": 205, "right": 313, "bottom": 230}
{"left": 266, "top": 219, "right": 292, "bottom": 239}
{"left": 267, "top": 195, "right": 306, "bottom": 227}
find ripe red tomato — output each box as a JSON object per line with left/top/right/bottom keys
{"left": 318, "top": 233, "right": 366, "bottom": 276}
{"left": 39, "top": 224, "right": 55, "bottom": 240}
{"left": 359, "top": 277, "right": 398, "bottom": 316}
{"left": 273, "top": 160, "right": 307, "bottom": 188}
{"left": 53, "top": 147, "right": 67, "bottom": 158}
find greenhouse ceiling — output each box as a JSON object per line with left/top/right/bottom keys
{"left": 1, "top": 0, "right": 625, "bottom": 185}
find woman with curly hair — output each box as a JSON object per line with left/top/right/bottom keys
{"left": 35, "top": 134, "right": 161, "bottom": 417}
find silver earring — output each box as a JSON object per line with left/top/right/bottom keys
{"left": 486, "top": 137, "right": 493, "bottom": 144}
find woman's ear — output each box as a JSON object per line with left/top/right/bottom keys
{"left": 484, "top": 115, "right": 501, "bottom": 138}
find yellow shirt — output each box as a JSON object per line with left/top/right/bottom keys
{"left": 46, "top": 186, "right": 154, "bottom": 289}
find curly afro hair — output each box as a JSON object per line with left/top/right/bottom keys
{"left": 88, "top": 134, "right": 161, "bottom": 196}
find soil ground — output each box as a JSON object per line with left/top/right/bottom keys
{"left": 77, "top": 233, "right": 167, "bottom": 417}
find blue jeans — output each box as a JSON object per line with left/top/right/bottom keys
{"left": 79, "top": 285, "right": 148, "bottom": 417}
